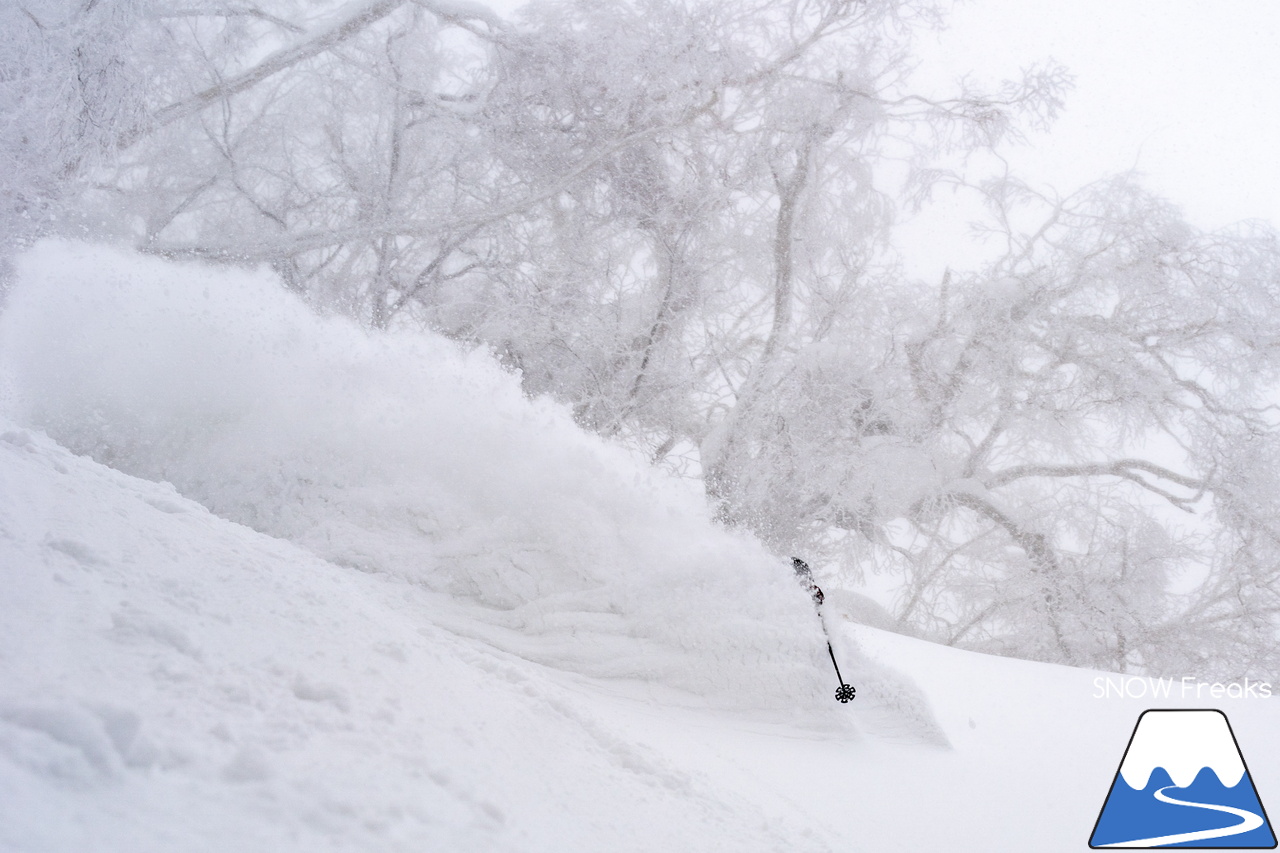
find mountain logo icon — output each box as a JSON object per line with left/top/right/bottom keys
{"left": 1090, "top": 709, "right": 1276, "bottom": 848}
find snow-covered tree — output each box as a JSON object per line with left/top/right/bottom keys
{"left": 0, "top": 0, "right": 153, "bottom": 263}
{"left": 7, "top": 0, "right": 1280, "bottom": 678}
{"left": 706, "top": 172, "right": 1280, "bottom": 676}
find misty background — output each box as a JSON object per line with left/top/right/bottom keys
{"left": 4, "top": 0, "right": 1280, "bottom": 681}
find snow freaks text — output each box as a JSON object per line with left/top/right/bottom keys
{"left": 1093, "top": 677, "right": 1273, "bottom": 700}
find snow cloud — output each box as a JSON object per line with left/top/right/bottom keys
{"left": 0, "top": 241, "right": 830, "bottom": 710}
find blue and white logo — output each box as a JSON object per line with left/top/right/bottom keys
{"left": 1090, "top": 709, "right": 1276, "bottom": 848}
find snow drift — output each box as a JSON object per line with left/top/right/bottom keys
{"left": 0, "top": 241, "right": 830, "bottom": 709}
{"left": 7, "top": 418, "right": 1273, "bottom": 853}
{"left": 0, "top": 422, "right": 843, "bottom": 852}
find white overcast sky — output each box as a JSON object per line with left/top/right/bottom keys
{"left": 915, "top": 0, "right": 1280, "bottom": 230}
{"left": 892, "top": 0, "right": 1280, "bottom": 276}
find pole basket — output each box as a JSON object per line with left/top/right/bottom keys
{"left": 825, "top": 641, "right": 856, "bottom": 704}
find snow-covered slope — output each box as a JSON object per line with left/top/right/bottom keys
{"left": 2, "top": 244, "right": 1277, "bottom": 851}
{"left": 4, "top": 421, "right": 1280, "bottom": 852}
{"left": 1, "top": 421, "right": 844, "bottom": 851}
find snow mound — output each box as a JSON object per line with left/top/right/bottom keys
{"left": 0, "top": 423, "right": 843, "bottom": 852}
{"left": 10, "top": 410, "right": 1275, "bottom": 851}
{"left": 0, "top": 241, "right": 829, "bottom": 709}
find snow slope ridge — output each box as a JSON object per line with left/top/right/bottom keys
{"left": 5, "top": 419, "right": 1278, "bottom": 852}
{"left": 0, "top": 423, "right": 844, "bottom": 852}
{"left": 0, "top": 241, "right": 843, "bottom": 711}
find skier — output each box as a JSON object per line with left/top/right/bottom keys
{"left": 792, "top": 556, "right": 856, "bottom": 703}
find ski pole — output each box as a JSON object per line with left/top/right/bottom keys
{"left": 794, "top": 558, "right": 856, "bottom": 703}
{"left": 825, "top": 638, "right": 857, "bottom": 704}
